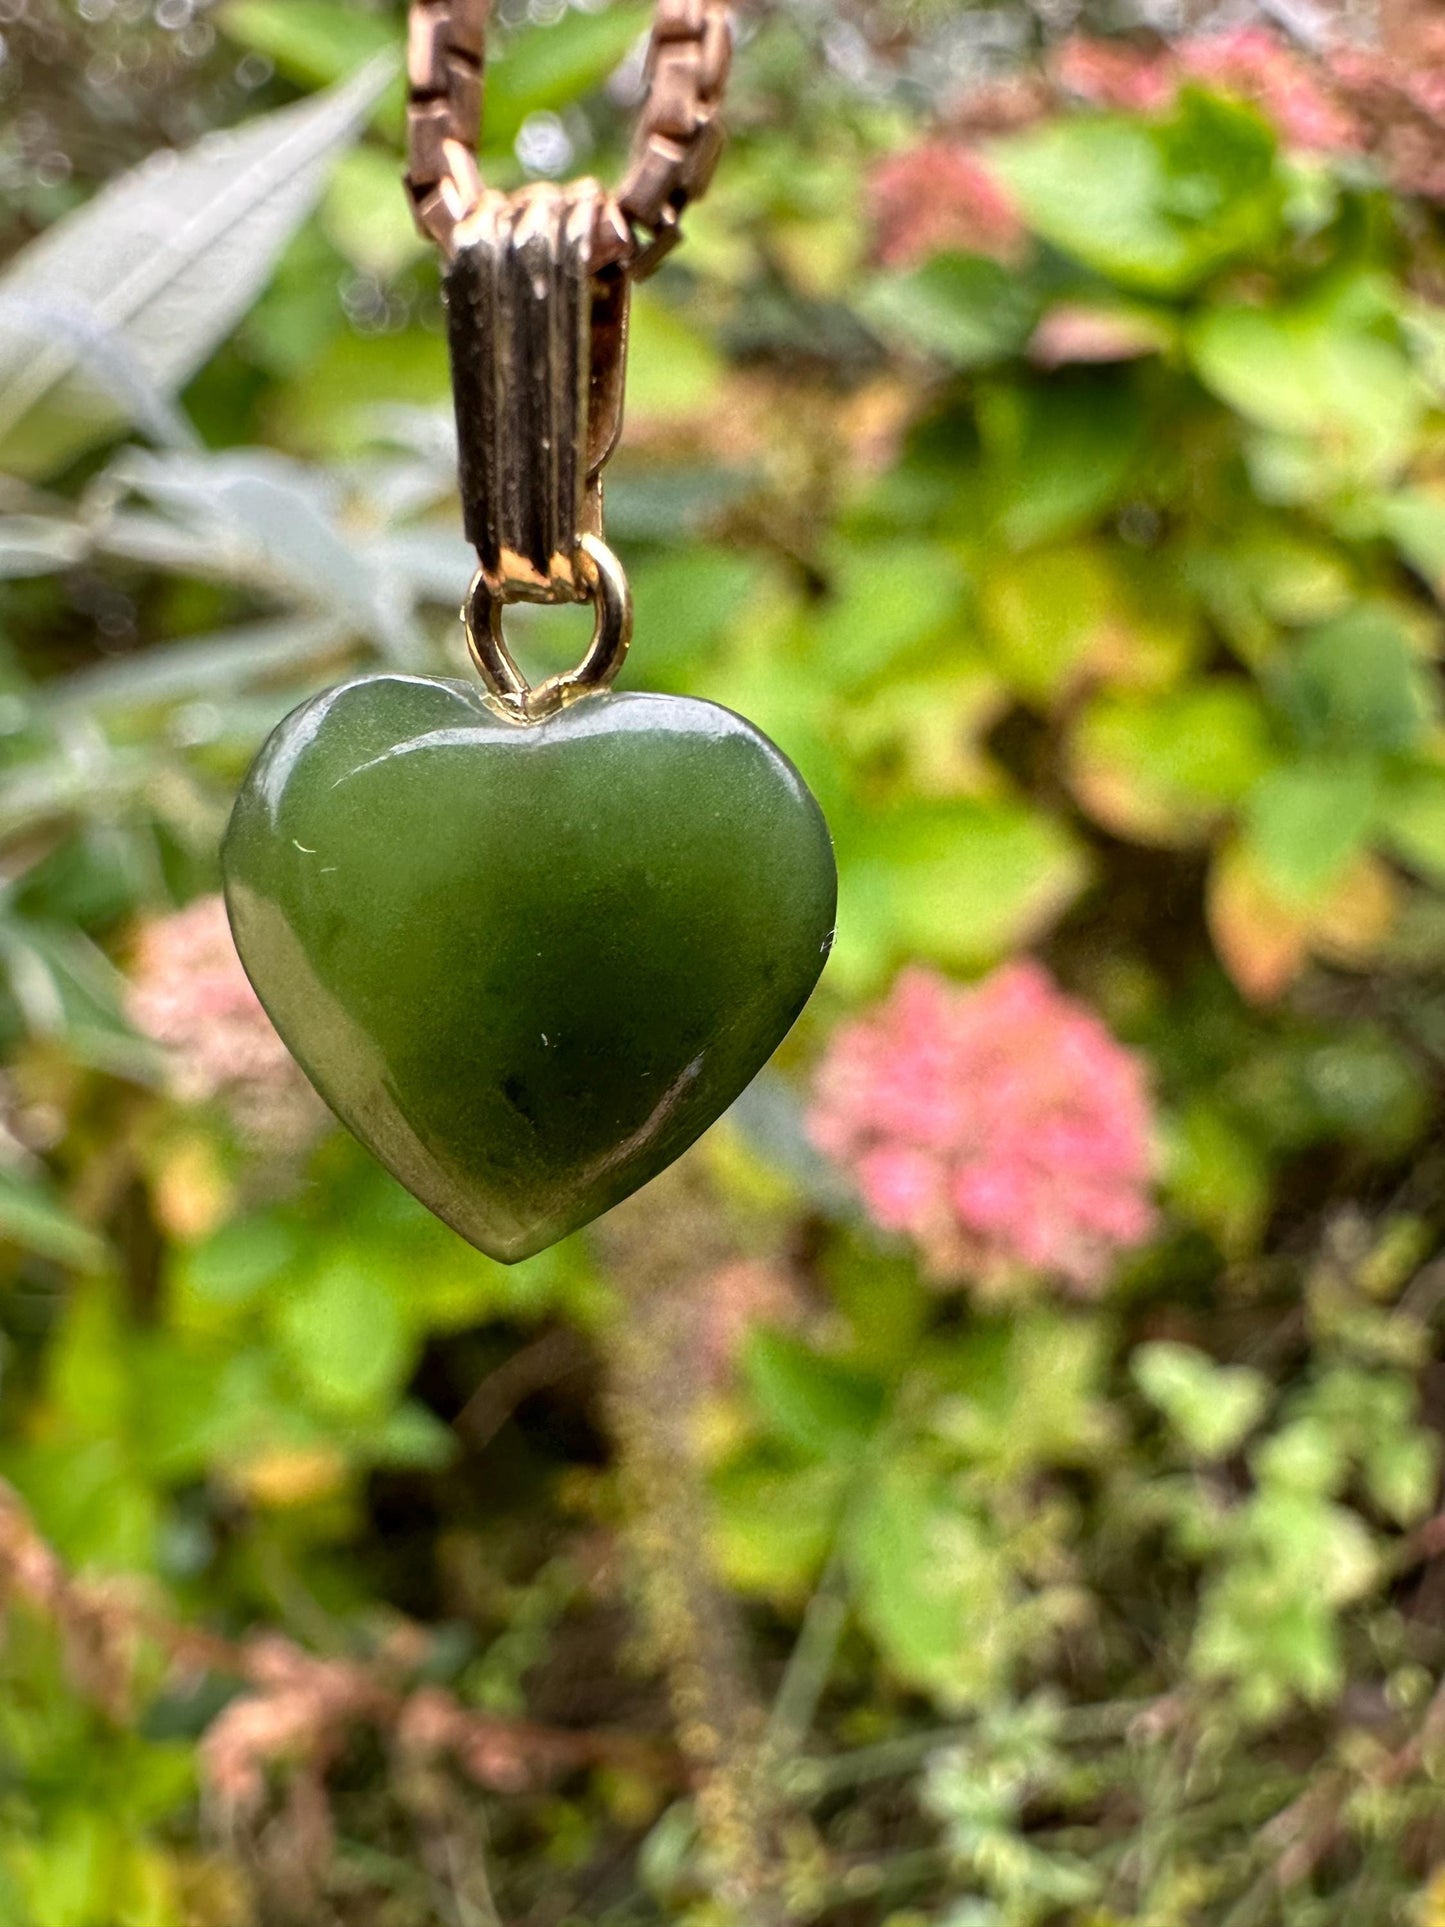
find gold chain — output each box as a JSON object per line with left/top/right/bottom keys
{"left": 405, "top": 0, "right": 733, "bottom": 278}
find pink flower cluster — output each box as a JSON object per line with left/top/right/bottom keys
{"left": 1329, "top": 43, "right": 1445, "bottom": 201}
{"left": 127, "top": 894, "right": 321, "bottom": 1148}
{"left": 1055, "top": 28, "right": 1363, "bottom": 153}
{"left": 1056, "top": 26, "right": 1445, "bottom": 206}
{"left": 870, "top": 27, "right": 1445, "bottom": 277}
{"left": 809, "top": 962, "right": 1157, "bottom": 1294}
{"left": 869, "top": 139, "right": 1025, "bottom": 269}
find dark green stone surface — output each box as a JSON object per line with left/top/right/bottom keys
{"left": 222, "top": 675, "right": 837, "bottom": 1261}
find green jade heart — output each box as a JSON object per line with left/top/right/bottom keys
{"left": 223, "top": 674, "right": 836, "bottom": 1261}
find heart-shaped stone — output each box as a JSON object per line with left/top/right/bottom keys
{"left": 222, "top": 674, "right": 836, "bottom": 1261}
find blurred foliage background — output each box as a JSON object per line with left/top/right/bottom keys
{"left": 8, "top": 2, "right": 1445, "bottom": 1924}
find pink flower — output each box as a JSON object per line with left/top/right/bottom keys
{"left": 1326, "top": 45, "right": 1445, "bottom": 200}
{"left": 808, "top": 962, "right": 1157, "bottom": 1294}
{"left": 127, "top": 895, "right": 322, "bottom": 1149}
{"left": 1053, "top": 38, "right": 1176, "bottom": 114}
{"left": 869, "top": 140, "right": 1026, "bottom": 270}
{"left": 1177, "top": 29, "right": 1362, "bottom": 152}
{"left": 1053, "top": 31, "right": 1363, "bottom": 155}
{"left": 1028, "top": 302, "right": 1166, "bottom": 369}
{"left": 939, "top": 32, "right": 1445, "bottom": 212}
{"left": 697, "top": 1258, "right": 805, "bottom": 1386}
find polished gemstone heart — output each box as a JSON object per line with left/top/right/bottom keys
{"left": 222, "top": 674, "right": 836, "bottom": 1261}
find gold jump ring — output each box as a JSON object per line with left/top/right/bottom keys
{"left": 464, "top": 534, "right": 633, "bottom": 725}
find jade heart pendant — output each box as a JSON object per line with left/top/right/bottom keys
{"left": 222, "top": 674, "right": 836, "bottom": 1261}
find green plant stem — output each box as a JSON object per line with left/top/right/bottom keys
{"left": 605, "top": 1274, "right": 792, "bottom": 1927}
{"left": 786, "top": 1696, "right": 1160, "bottom": 1799}
{"left": 766, "top": 1545, "right": 851, "bottom": 1769}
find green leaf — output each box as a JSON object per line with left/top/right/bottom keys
{"left": 1377, "top": 487, "right": 1445, "bottom": 593}
{"left": 1242, "top": 758, "right": 1378, "bottom": 903}
{"left": 979, "top": 542, "right": 1192, "bottom": 704}
{"left": 130, "top": 1339, "right": 239, "bottom": 1481}
{"left": 1379, "top": 764, "right": 1445, "bottom": 883}
{"left": 372, "top": 1401, "right": 457, "bottom": 1471}
{"left": 710, "top": 1458, "right": 846, "bottom": 1600}
{"left": 324, "top": 146, "right": 427, "bottom": 278}
{"left": 217, "top": 0, "right": 396, "bottom": 92}
{"left": 833, "top": 799, "right": 1088, "bottom": 991}
{"left": 0, "top": 58, "right": 393, "bottom": 477}
{"left": 1273, "top": 608, "right": 1435, "bottom": 753}
{"left": 1190, "top": 286, "right": 1421, "bottom": 484}
{"left": 5, "top": 1810, "right": 117, "bottom": 1927}
{"left": 3, "top": 1439, "right": 159, "bottom": 1572}
{"left": 858, "top": 253, "right": 1038, "bottom": 370}
{"left": 1252, "top": 1484, "right": 1377, "bottom": 1599}
{"left": 46, "top": 1283, "right": 133, "bottom": 1443}
{"left": 629, "top": 548, "right": 764, "bottom": 686}
{"left": 1297, "top": 1030, "right": 1429, "bottom": 1157}
{"left": 1361, "top": 1426, "right": 1439, "bottom": 1528}
{"left": 173, "top": 1214, "right": 302, "bottom": 1310}
{"left": 810, "top": 540, "right": 972, "bottom": 690}
{"left": 823, "top": 1241, "right": 930, "bottom": 1375}
{"left": 992, "top": 92, "right": 1280, "bottom": 296}
{"left": 1191, "top": 1549, "right": 1351, "bottom": 1715}
{"left": 935, "top": 1314, "right": 1116, "bottom": 1475}
{"left": 1165, "top": 1101, "right": 1271, "bottom": 1255}
{"left": 743, "top": 1330, "right": 886, "bottom": 1462}
{"left": 834, "top": 656, "right": 1007, "bottom": 802}
{"left": 245, "top": 322, "right": 448, "bottom": 454}
{"left": 981, "top": 374, "right": 1149, "bottom": 549}
{"left": 1229, "top": 526, "right": 1355, "bottom": 629}
{"left": 275, "top": 1253, "right": 413, "bottom": 1417}
{"left": 1195, "top": 533, "right": 1328, "bottom": 666}
{"left": 1068, "top": 681, "right": 1273, "bottom": 846}
{"left": 979, "top": 543, "right": 1114, "bottom": 704}
{"left": 482, "top": 4, "right": 653, "bottom": 150}
{"left": 624, "top": 289, "right": 726, "bottom": 419}
{"left": 0, "top": 1169, "right": 107, "bottom": 1274}
{"left": 1134, "top": 1341, "right": 1270, "bottom": 1459}
{"left": 848, "top": 1455, "right": 1011, "bottom": 1707}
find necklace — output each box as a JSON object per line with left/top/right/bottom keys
{"left": 222, "top": 1, "right": 838, "bottom": 1262}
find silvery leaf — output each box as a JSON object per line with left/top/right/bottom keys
{"left": 0, "top": 516, "right": 86, "bottom": 579}
{"left": 0, "top": 56, "right": 393, "bottom": 479}
{"left": 91, "top": 448, "right": 420, "bottom": 659}
{"left": 48, "top": 615, "right": 352, "bottom": 712}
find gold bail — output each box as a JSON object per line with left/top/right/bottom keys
{"left": 444, "top": 180, "right": 631, "bottom": 603}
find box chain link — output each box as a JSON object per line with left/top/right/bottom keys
{"left": 405, "top": 0, "right": 733, "bottom": 278}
